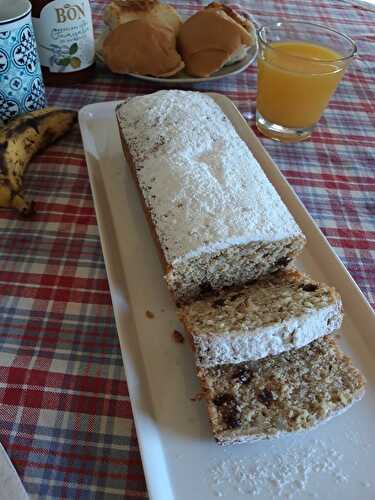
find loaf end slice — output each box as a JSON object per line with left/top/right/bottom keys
{"left": 198, "top": 337, "right": 366, "bottom": 445}
{"left": 178, "top": 269, "right": 343, "bottom": 367}
{"left": 165, "top": 235, "right": 305, "bottom": 304}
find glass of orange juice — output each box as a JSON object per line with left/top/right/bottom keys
{"left": 256, "top": 22, "right": 357, "bottom": 142}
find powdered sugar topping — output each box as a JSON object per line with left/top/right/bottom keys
{"left": 117, "top": 90, "right": 302, "bottom": 265}
{"left": 207, "top": 430, "right": 373, "bottom": 498}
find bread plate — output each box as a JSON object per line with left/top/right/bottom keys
{"left": 78, "top": 95, "right": 375, "bottom": 500}
{"left": 95, "top": 29, "right": 257, "bottom": 83}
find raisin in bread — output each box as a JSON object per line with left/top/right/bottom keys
{"left": 198, "top": 336, "right": 366, "bottom": 445}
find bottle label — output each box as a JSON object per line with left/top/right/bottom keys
{"left": 33, "top": 1, "right": 95, "bottom": 73}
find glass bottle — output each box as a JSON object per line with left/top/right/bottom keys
{"left": 31, "top": 0, "right": 96, "bottom": 86}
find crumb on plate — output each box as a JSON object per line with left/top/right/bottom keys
{"left": 172, "top": 329, "right": 185, "bottom": 343}
{"left": 190, "top": 392, "right": 205, "bottom": 402}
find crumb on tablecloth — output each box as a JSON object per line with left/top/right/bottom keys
{"left": 145, "top": 310, "right": 155, "bottom": 319}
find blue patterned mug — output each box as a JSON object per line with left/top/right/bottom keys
{"left": 0, "top": 0, "right": 46, "bottom": 122}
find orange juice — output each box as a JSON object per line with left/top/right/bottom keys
{"left": 257, "top": 41, "right": 346, "bottom": 129}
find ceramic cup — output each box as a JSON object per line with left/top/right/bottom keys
{"left": 0, "top": 0, "right": 46, "bottom": 122}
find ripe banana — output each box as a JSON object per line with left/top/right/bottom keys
{"left": 0, "top": 107, "right": 77, "bottom": 217}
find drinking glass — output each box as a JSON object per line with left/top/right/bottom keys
{"left": 256, "top": 21, "right": 357, "bottom": 142}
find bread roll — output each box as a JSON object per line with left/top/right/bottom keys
{"left": 104, "top": 0, "right": 182, "bottom": 34}
{"left": 103, "top": 20, "right": 184, "bottom": 77}
{"left": 178, "top": 9, "right": 254, "bottom": 77}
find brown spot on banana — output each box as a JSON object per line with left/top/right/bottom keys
{"left": 12, "top": 195, "right": 35, "bottom": 218}
{"left": 0, "top": 140, "right": 9, "bottom": 175}
{"left": 0, "top": 176, "right": 13, "bottom": 207}
{"left": 0, "top": 176, "right": 34, "bottom": 216}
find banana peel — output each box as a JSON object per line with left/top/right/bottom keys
{"left": 0, "top": 107, "right": 77, "bottom": 217}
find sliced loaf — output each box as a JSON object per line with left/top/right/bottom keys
{"left": 116, "top": 90, "right": 305, "bottom": 303}
{"left": 178, "top": 269, "right": 343, "bottom": 367}
{"left": 198, "top": 336, "right": 366, "bottom": 445}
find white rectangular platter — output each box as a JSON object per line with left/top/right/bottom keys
{"left": 79, "top": 95, "right": 375, "bottom": 500}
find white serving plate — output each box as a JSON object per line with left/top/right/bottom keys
{"left": 78, "top": 95, "right": 375, "bottom": 500}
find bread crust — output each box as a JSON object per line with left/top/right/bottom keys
{"left": 205, "top": 2, "right": 253, "bottom": 32}
{"left": 116, "top": 111, "right": 171, "bottom": 274}
{"left": 104, "top": 0, "right": 182, "bottom": 34}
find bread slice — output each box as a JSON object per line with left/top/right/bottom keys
{"left": 198, "top": 336, "right": 366, "bottom": 445}
{"left": 116, "top": 90, "right": 305, "bottom": 303}
{"left": 178, "top": 269, "right": 343, "bottom": 367}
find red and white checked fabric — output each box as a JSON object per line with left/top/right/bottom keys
{"left": 0, "top": 0, "right": 373, "bottom": 498}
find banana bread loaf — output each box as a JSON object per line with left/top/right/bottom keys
{"left": 116, "top": 90, "right": 305, "bottom": 303}
{"left": 198, "top": 336, "right": 366, "bottom": 445}
{"left": 178, "top": 269, "right": 343, "bottom": 367}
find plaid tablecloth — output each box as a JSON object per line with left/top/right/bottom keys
{"left": 0, "top": 0, "right": 374, "bottom": 498}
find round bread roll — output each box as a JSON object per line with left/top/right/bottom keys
{"left": 104, "top": 0, "right": 182, "bottom": 35}
{"left": 103, "top": 20, "right": 185, "bottom": 77}
{"left": 178, "top": 9, "right": 254, "bottom": 77}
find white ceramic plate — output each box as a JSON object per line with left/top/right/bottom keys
{"left": 95, "top": 28, "right": 257, "bottom": 83}
{"left": 78, "top": 95, "right": 375, "bottom": 500}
